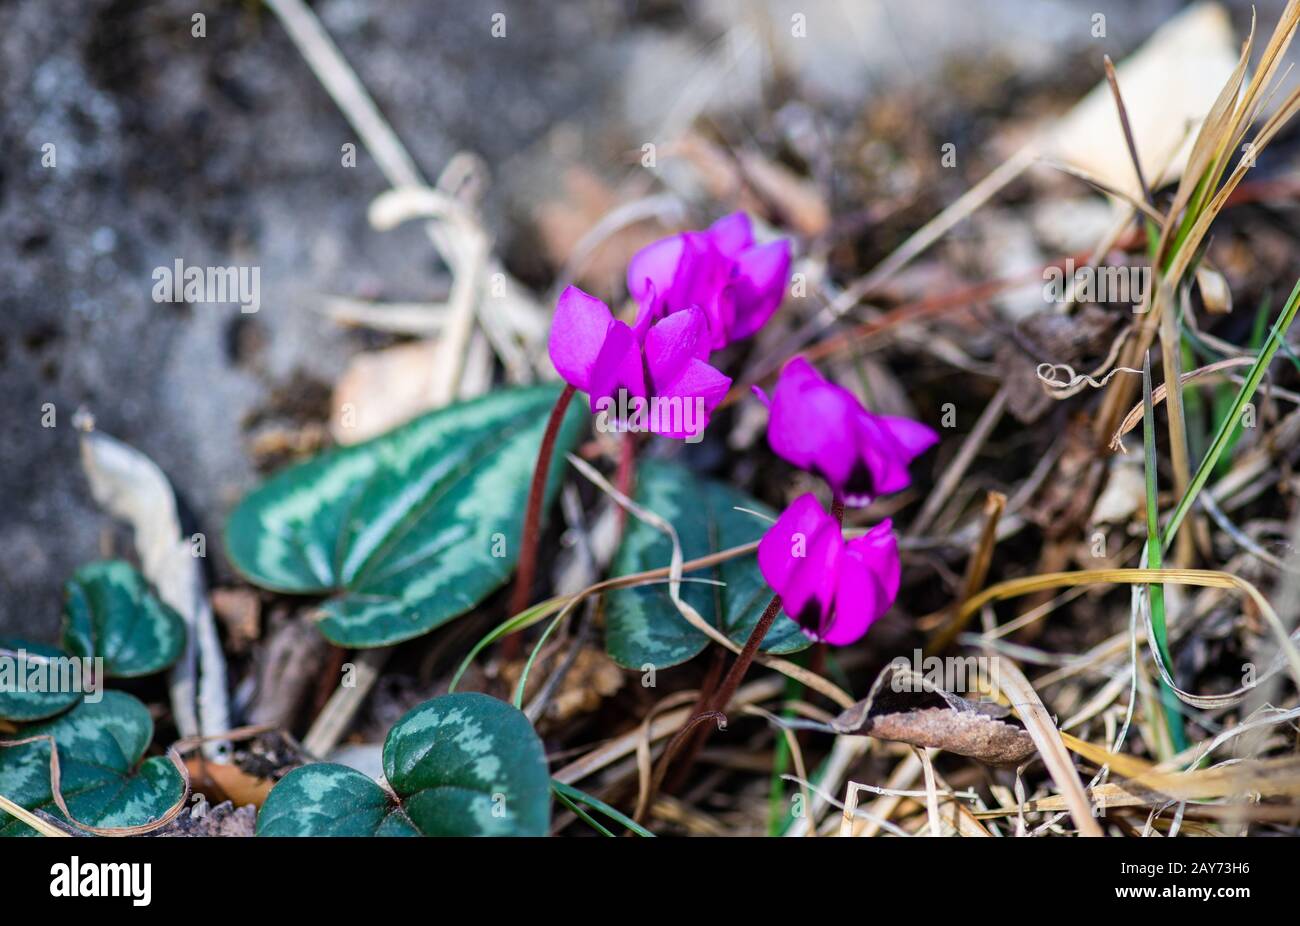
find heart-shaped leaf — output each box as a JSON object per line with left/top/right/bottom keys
{"left": 0, "top": 639, "right": 85, "bottom": 722}
{"left": 225, "top": 385, "right": 584, "bottom": 647}
{"left": 0, "top": 691, "right": 185, "bottom": 836}
{"left": 257, "top": 692, "right": 551, "bottom": 836}
{"left": 603, "top": 460, "right": 810, "bottom": 669}
{"left": 61, "top": 560, "right": 187, "bottom": 677}
{"left": 253, "top": 764, "right": 419, "bottom": 836}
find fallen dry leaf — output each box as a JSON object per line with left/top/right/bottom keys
{"left": 831, "top": 664, "right": 1036, "bottom": 766}
{"left": 1048, "top": 2, "right": 1239, "bottom": 201}
{"left": 184, "top": 758, "right": 276, "bottom": 809}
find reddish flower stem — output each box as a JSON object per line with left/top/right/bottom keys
{"left": 506, "top": 383, "right": 577, "bottom": 648}
{"left": 613, "top": 430, "right": 637, "bottom": 537}
{"left": 705, "top": 594, "right": 783, "bottom": 716}
{"left": 660, "top": 645, "right": 726, "bottom": 795}
{"left": 655, "top": 594, "right": 784, "bottom": 794}
{"left": 640, "top": 710, "right": 726, "bottom": 823}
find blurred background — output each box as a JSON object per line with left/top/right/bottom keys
{"left": 1, "top": 0, "right": 1294, "bottom": 640}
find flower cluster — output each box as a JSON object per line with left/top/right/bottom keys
{"left": 546, "top": 212, "right": 935, "bottom": 646}
{"left": 548, "top": 212, "right": 790, "bottom": 442}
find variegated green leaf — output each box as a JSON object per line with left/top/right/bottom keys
{"left": 61, "top": 561, "right": 186, "bottom": 677}
{"left": 224, "top": 386, "right": 584, "bottom": 648}
{"left": 257, "top": 693, "right": 550, "bottom": 836}
{"left": 0, "top": 691, "right": 185, "bottom": 837}
{"left": 604, "top": 460, "right": 809, "bottom": 669}
{"left": 0, "top": 639, "right": 84, "bottom": 722}
{"left": 254, "top": 764, "right": 418, "bottom": 837}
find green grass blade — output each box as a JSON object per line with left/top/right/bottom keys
{"left": 551, "top": 779, "right": 655, "bottom": 837}
{"left": 1162, "top": 276, "right": 1300, "bottom": 549}
{"left": 1142, "top": 353, "right": 1186, "bottom": 755}
{"left": 553, "top": 787, "right": 615, "bottom": 836}
{"left": 513, "top": 610, "right": 568, "bottom": 709}
{"left": 447, "top": 596, "right": 566, "bottom": 692}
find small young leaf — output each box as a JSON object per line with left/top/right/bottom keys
{"left": 0, "top": 639, "right": 84, "bottom": 722}
{"left": 0, "top": 691, "right": 185, "bottom": 836}
{"left": 225, "top": 385, "right": 584, "bottom": 648}
{"left": 603, "top": 460, "right": 810, "bottom": 669}
{"left": 257, "top": 693, "right": 551, "bottom": 836}
{"left": 62, "top": 560, "right": 186, "bottom": 677}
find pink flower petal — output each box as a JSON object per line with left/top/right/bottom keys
{"left": 648, "top": 358, "right": 731, "bottom": 439}
{"left": 626, "top": 236, "right": 685, "bottom": 313}
{"left": 765, "top": 358, "right": 936, "bottom": 507}
{"left": 847, "top": 519, "right": 901, "bottom": 604}
{"left": 767, "top": 360, "right": 858, "bottom": 490}
{"left": 781, "top": 517, "right": 842, "bottom": 638}
{"left": 727, "top": 239, "right": 791, "bottom": 341}
{"left": 880, "top": 414, "right": 940, "bottom": 458}
{"left": 758, "top": 494, "right": 842, "bottom": 636}
{"left": 825, "top": 520, "right": 899, "bottom": 644}
{"left": 758, "top": 494, "right": 827, "bottom": 594}
{"left": 706, "top": 211, "right": 754, "bottom": 258}
{"left": 548, "top": 286, "right": 614, "bottom": 392}
{"left": 643, "top": 306, "right": 711, "bottom": 385}
{"left": 587, "top": 319, "right": 646, "bottom": 412}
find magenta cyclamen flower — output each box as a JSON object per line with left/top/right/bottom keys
{"left": 758, "top": 493, "right": 899, "bottom": 645}
{"left": 548, "top": 285, "right": 731, "bottom": 441}
{"left": 627, "top": 212, "right": 791, "bottom": 350}
{"left": 756, "top": 357, "right": 937, "bottom": 507}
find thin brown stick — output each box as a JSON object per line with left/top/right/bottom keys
{"left": 927, "top": 490, "right": 1006, "bottom": 651}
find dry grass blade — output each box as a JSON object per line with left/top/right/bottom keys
{"left": 1110, "top": 356, "right": 1257, "bottom": 451}
{"left": 1097, "top": 2, "right": 1300, "bottom": 442}
{"left": 997, "top": 732, "right": 1300, "bottom": 815}
{"left": 984, "top": 659, "right": 1104, "bottom": 836}
{"left": 743, "top": 704, "right": 813, "bottom": 836}
{"left": 632, "top": 690, "right": 699, "bottom": 823}
{"left": 1102, "top": 54, "right": 1153, "bottom": 205}
{"left": 1156, "top": 282, "right": 1194, "bottom": 567}
{"left": 0, "top": 793, "right": 72, "bottom": 837}
{"left": 963, "top": 567, "right": 1300, "bottom": 709}
{"left": 552, "top": 675, "right": 787, "bottom": 786}
{"left": 914, "top": 747, "right": 944, "bottom": 836}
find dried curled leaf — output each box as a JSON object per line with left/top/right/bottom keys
{"left": 831, "top": 664, "right": 1036, "bottom": 766}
